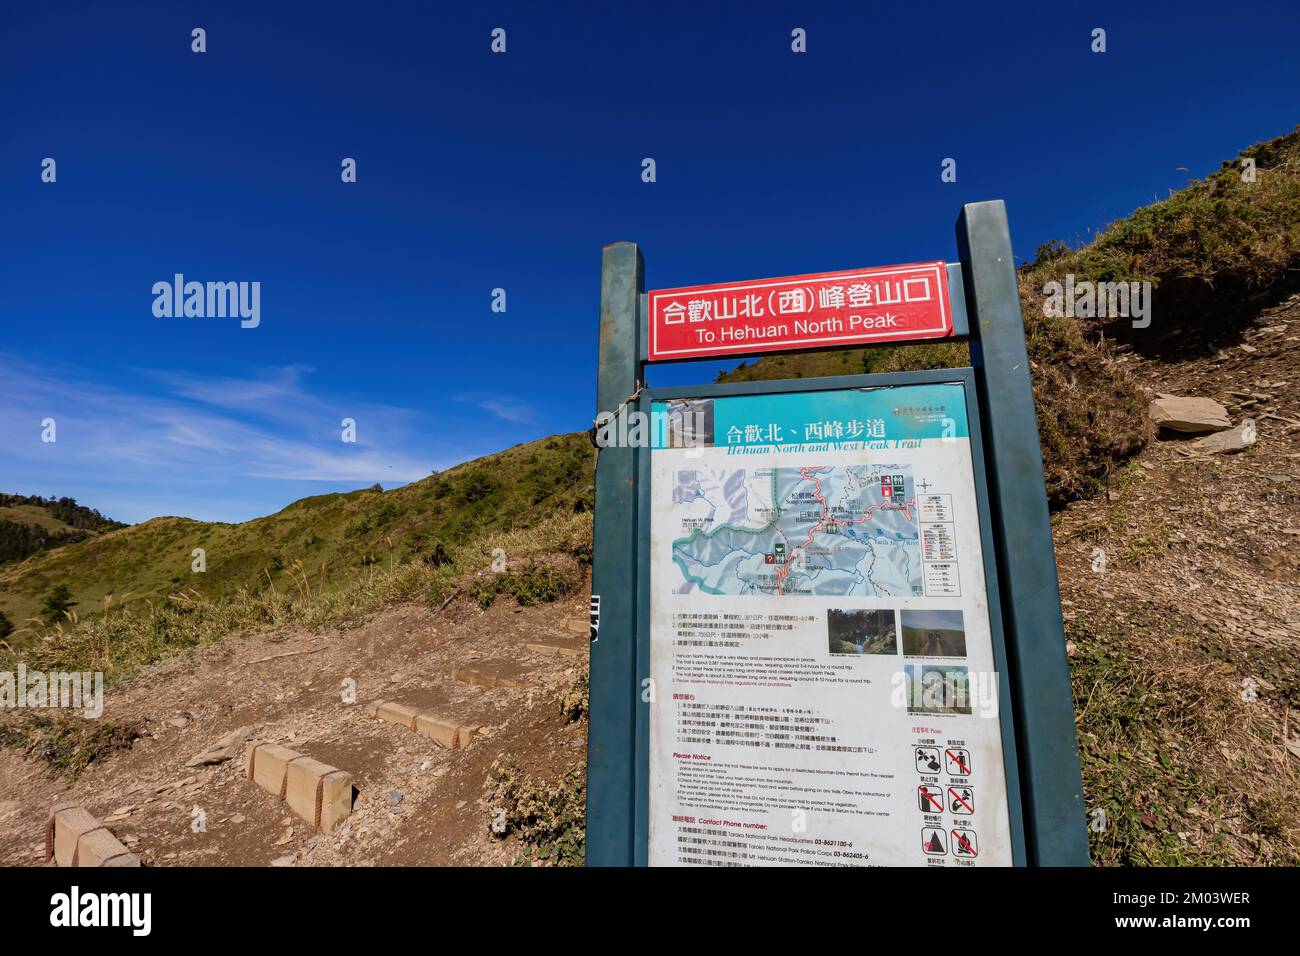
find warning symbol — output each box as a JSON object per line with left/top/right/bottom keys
{"left": 948, "top": 786, "right": 974, "bottom": 815}
{"left": 914, "top": 747, "right": 941, "bottom": 774}
{"left": 918, "top": 785, "right": 944, "bottom": 813}
{"left": 951, "top": 829, "right": 978, "bottom": 858}
{"left": 944, "top": 748, "right": 971, "bottom": 776}
{"left": 922, "top": 827, "right": 947, "bottom": 856}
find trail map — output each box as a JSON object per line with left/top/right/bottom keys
{"left": 670, "top": 465, "right": 921, "bottom": 598}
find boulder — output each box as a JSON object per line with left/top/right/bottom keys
{"left": 186, "top": 726, "right": 254, "bottom": 767}
{"left": 1193, "top": 420, "right": 1257, "bottom": 455}
{"left": 1148, "top": 397, "right": 1231, "bottom": 433}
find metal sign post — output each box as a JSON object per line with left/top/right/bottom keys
{"left": 956, "top": 202, "right": 1090, "bottom": 866}
{"left": 586, "top": 242, "right": 643, "bottom": 866}
{"left": 587, "top": 201, "right": 1088, "bottom": 867}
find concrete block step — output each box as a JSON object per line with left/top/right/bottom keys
{"left": 561, "top": 618, "right": 589, "bottom": 637}
{"left": 243, "top": 742, "right": 353, "bottom": 832}
{"left": 46, "top": 802, "right": 140, "bottom": 867}
{"left": 367, "top": 699, "right": 479, "bottom": 750}
{"left": 526, "top": 642, "right": 587, "bottom": 659}
{"left": 451, "top": 666, "right": 540, "bottom": 690}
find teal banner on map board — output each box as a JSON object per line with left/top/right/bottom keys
{"left": 651, "top": 382, "right": 969, "bottom": 449}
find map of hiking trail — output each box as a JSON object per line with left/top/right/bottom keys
{"left": 670, "top": 465, "right": 922, "bottom": 597}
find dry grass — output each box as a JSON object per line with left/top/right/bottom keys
{"left": 0, "top": 715, "right": 142, "bottom": 778}
{"left": 719, "top": 127, "right": 1300, "bottom": 509}
{"left": 2, "top": 511, "right": 593, "bottom": 686}
{"left": 1070, "top": 605, "right": 1300, "bottom": 866}
{"left": 1021, "top": 126, "right": 1300, "bottom": 346}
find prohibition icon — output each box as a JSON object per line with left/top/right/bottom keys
{"left": 951, "top": 829, "right": 978, "bottom": 858}
{"left": 918, "top": 785, "right": 944, "bottom": 813}
{"left": 948, "top": 786, "right": 974, "bottom": 815}
{"left": 944, "top": 748, "right": 971, "bottom": 776}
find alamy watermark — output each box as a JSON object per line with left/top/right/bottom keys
{"left": 1, "top": 664, "right": 103, "bottom": 717}
{"left": 1042, "top": 274, "right": 1151, "bottom": 329}
{"left": 50, "top": 886, "right": 150, "bottom": 936}
{"left": 593, "top": 405, "right": 708, "bottom": 449}
{"left": 890, "top": 666, "right": 999, "bottom": 720}
{"left": 152, "top": 274, "right": 261, "bottom": 328}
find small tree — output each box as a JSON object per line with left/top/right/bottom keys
{"left": 426, "top": 540, "right": 452, "bottom": 568}
{"left": 41, "top": 584, "right": 77, "bottom": 624}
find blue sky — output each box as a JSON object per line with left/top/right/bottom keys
{"left": 1, "top": 1, "right": 1296, "bottom": 524}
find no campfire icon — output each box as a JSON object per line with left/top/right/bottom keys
{"left": 951, "top": 829, "right": 978, "bottom": 858}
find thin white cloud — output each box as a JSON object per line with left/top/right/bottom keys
{"left": 0, "top": 354, "right": 479, "bottom": 522}
{"left": 454, "top": 392, "right": 538, "bottom": 424}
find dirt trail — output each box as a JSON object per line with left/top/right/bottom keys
{"left": 0, "top": 590, "right": 591, "bottom": 867}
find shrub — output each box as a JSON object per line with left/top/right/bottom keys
{"left": 484, "top": 756, "right": 585, "bottom": 866}
{"left": 558, "top": 667, "right": 588, "bottom": 723}
{"left": 424, "top": 540, "right": 452, "bottom": 568}
{"left": 0, "top": 715, "right": 141, "bottom": 778}
{"left": 472, "top": 560, "right": 580, "bottom": 610}
{"left": 459, "top": 469, "right": 499, "bottom": 504}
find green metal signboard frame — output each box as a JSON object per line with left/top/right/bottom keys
{"left": 587, "top": 201, "right": 1089, "bottom": 867}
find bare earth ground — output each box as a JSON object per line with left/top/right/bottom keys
{"left": 1055, "top": 292, "right": 1300, "bottom": 864}
{"left": 1, "top": 298, "right": 1297, "bottom": 867}
{"left": 0, "top": 593, "right": 591, "bottom": 867}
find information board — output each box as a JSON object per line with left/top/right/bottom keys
{"left": 646, "top": 381, "right": 1014, "bottom": 866}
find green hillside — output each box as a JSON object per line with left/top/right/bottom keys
{"left": 0, "top": 494, "right": 128, "bottom": 570}
{"left": 0, "top": 493, "right": 125, "bottom": 534}
{"left": 0, "top": 433, "right": 593, "bottom": 644}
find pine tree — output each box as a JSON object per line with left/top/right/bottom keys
{"left": 41, "top": 584, "right": 77, "bottom": 624}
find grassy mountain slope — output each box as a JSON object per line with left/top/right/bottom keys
{"left": 0, "top": 493, "right": 125, "bottom": 534}
{"left": 720, "top": 127, "right": 1300, "bottom": 505}
{"left": 0, "top": 494, "right": 127, "bottom": 569}
{"left": 0, "top": 433, "right": 593, "bottom": 643}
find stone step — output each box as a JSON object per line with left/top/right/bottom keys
{"left": 526, "top": 642, "right": 587, "bottom": 660}
{"left": 366, "top": 699, "right": 479, "bottom": 750}
{"left": 243, "top": 742, "right": 353, "bottom": 832}
{"left": 47, "top": 802, "right": 140, "bottom": 867}
{"left": 451, "top": 666, "right": 540, "bottom": 690}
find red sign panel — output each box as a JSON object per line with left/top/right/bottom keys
{"left": 647, "top": 261, "right": 953, "bottom": 361}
